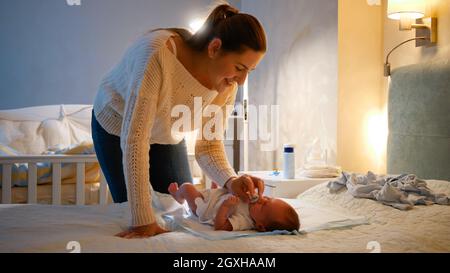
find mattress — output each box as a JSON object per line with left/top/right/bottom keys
{"left": 0, "top": 180, "right": 449, "bottom": 253}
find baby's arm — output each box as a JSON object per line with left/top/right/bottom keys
{"left": 214, "top": 196, "right": 239, "bottom": 231}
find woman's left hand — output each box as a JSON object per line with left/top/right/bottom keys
{"left": 115, "top": 222, "right": 169, "bottom": 239}
{"left": 225, "top": 174, "right": 265, "bottom": 203}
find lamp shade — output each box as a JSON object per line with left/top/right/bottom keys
{"left": 387, "top": 0, "right": 425, "bottom": 20}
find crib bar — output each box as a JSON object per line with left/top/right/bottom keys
{"left": 76, "top": 163, "right": 85, "bottom": 205}
{"left": 27, "top": 163, "right": 38, "bottom": 204}
{"left": 1, "top": 164, "right": 12, "bottom": 204}
{"left": 0, "top": 155, "right": 111, "bottom": 206}
{"left": 0, "top": 155, "right": 98, "bottom": 164}
{"left": 52, "top": 163, "right": 61, "bottom": 205}
{"left": 99, "top": 171, "right": 108, "bottom": 205}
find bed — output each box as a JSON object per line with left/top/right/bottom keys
{"left": 0, "top": 59, "right": 449, "bottom": 253}
{"left": 0, "top": 180, "right": 449, "bottom": 253}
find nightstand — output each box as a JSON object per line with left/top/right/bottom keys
{"left": 238, "top": 171, "right": 331, "bottom": 198}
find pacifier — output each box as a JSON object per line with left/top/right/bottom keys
{"left": 270, "top": 168, "right": 280, "bottom": 176}
{"left": 250, "top": 194, "right": 259, "bottom": 203}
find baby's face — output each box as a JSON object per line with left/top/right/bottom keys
{"left": 249, "top": 197, "right": 290, "bottom": 231}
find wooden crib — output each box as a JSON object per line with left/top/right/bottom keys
{"left": 0, "top": 154, "right": 109, "bottom": 205}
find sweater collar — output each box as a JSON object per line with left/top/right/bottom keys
{"left": 162, "top": 43, "right": 219, "bottom": 101}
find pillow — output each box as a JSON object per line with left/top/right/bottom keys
{"left": 0, "top": 105, "right": 93, "bottom": 154}
{"left": 37, "top": 119, "right": 71, "bottom": 152}
{"left": 0, "top": 120, "right": 41, "bottom": 154}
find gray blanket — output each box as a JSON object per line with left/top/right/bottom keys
{"left": 327, "top": 171, "right": 450, "bottom": 210}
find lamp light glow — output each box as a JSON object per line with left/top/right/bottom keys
{"left": 366, "top": 108, "right": 388, "bottom": 171}
{"left": 385, "top": 0, "right": 437, "bottom": 46}
{"left": 189, "top": 18, "right": 205, "bottom": 33}
{"left": 387, "top": 0, "right": 425, "bottom": 20}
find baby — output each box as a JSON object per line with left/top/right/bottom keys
{"left": 168, "top": 182, "right": 300, "bottom": 232}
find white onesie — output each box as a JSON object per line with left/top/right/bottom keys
{"left": 194, "top": 188, "right": 255, "bottom": 231}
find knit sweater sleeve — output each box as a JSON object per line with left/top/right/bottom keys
{"left": 195, "top": 86, "right": 239, "bottom": 188}
{"left": 120, "top": 51, "right": 162, "bottom": 227}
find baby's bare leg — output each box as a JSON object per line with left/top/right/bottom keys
{"left": 168, "top": 182, "right": 203, "bottom": 214}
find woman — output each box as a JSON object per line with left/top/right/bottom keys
{"left": 91, "top": 4, "right": 267, "bottom": 239}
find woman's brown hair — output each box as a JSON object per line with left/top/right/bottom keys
{"left": 156, "top": 4, "right": 267, "bottom": 54}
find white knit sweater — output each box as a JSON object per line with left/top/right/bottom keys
{"left": 93, "top": 30, "right": 238, "bottom": 226}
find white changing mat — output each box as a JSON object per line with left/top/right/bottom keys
{"left": 162, "top": 197, "right": 368, "bottom": 240}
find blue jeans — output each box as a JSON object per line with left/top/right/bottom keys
{"left": 91, "top": 110, "right": 192, "bottom": 203}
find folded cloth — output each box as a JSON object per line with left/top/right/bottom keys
{"left": 327, "top": 171, "right": 450, "bottom": 210}
{"left": 162, "top": 197, "right": 368, "bottom": 240}
{"left": 298, "top": 165, "right": 342, "bottom": 178}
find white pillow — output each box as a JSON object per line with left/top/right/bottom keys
{"left": 38, "top": 118, "right": 72, "bottom": 152}
{"left": 0, "top": 105, "right": 93, "bottom": 154}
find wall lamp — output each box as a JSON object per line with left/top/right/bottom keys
{"left": 384, "top": 0, "right": 438, "bottom": 77}
{"left": 387, "top": 0, "right": 437, "bottom": 46}
{"left": 384, "top": 37, "right": 427, "bottom": 76}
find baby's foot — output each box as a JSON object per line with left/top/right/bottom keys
{"left": 168, "top": 182, "right": 184, "bottom": 204}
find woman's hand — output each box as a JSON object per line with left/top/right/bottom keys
{"left": 225, "top": 174, "right": 265, "bottom": 203}
{"left": 115, "top": 222, "right": 169, "bottom": 239}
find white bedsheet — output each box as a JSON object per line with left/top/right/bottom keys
{"left": 0, "top": 180, "right": 449, "bottom": 253}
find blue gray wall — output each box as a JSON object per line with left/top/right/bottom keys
{"left": 0, "top": 0, "right": 338, "bottom": 173}
{"left": 0, "top": 0, "right": 240, "bottom": 109}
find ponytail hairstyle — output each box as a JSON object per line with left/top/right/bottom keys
{"left": 156, "top": 4, "right": 267, "bottom": 54}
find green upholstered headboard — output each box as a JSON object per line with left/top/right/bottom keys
{"left": 387, "top": 58, "right": 450, "bottom": 180}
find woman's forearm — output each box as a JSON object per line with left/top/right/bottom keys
{"left": 195, "top": 139, "right": 238, "bottom": 187}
